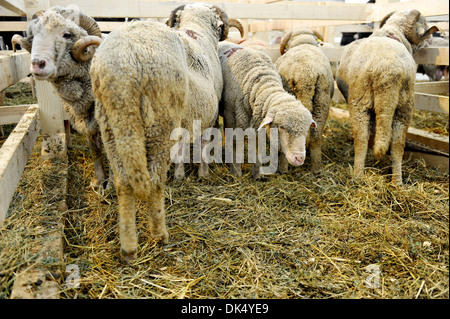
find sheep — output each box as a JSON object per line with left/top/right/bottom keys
{"left": 274, "top": 26, "right": 334, "bottom": 172}
{"left": 12, "top": 6, "right": 106, "bottom": 187}
{"left": 90, "top": 3, "right": 229, "bottom": 260}
{"left": 336, "top": 9, "right": 440, "bottom": 185}
{"left": 218, "top": 42, "right": 316, "bottom": 178}
{"left": 166, "top": 5, "right": 227, "bottom": 181}
{"left": 417, "top": 36, "right": 449, "bottom": 81}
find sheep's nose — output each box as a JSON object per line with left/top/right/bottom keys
{"left": 32, "top": 59, "right": 46, "bottom": 70}
{"left": 294, "top": 155, "right": 305, "bottom": 165}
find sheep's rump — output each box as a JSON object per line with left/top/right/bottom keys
{"left": 91, "top": 21, "right": 189, "bottom": 197}
{"left": 275, "top": 45, "right": 333, "bottom": 111}
{"left": 343, "top": 37, "right": 416, "bottom": 112}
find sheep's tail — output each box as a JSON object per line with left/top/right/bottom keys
{"left": 91, "top": 62, "right": 152, "bottom": 200}
{"left": 372, "top": 91, "right": 398, "bottom": 160}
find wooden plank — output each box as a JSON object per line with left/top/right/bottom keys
{"left": 414, "top": 92, "right": 449, "bottom": 114}
{"left": 0, "top": 0, "right": 26, "bottom": 16}
{"left": 47, "top": 0, "right": 372, "bottom": 20}
{"left": 404, "top": 151, "right": 449, "bottom": 172}
{"left": 415, "top": 81, "right": 449, "bottom": 95}
{"left": 0, "top": 104, "right": 30, "bottom": 125}
{"left": 0, "top": 104, "right": 40, "bottom": 226}
{"left": 406, "top": 127, "right": 449, "bottom": 153}
{"left": 0, "top": 21, "right": 27, "bottom": 32}
{"left": 370, "top": 0, "right": 449, "bottom": 21}
{"left": 0, "top": 51, "right": 31, "bottom": 92}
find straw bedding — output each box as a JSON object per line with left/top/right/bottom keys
{"left": 0, "top": 82, "right": 448, "bottom": 299}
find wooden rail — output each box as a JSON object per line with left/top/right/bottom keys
{"left": 0, "top": 104, "right": 40, "bottom": 225}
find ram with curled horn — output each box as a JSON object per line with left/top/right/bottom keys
{"left": 335, "top": 9, "right": 442, "bottom": 185}
{"left": 12, "top": 6, "right": 108, "bottom": 189}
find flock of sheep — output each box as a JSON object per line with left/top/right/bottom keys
{"left": 11, "top": 3, "right": 442, "bottom": 260}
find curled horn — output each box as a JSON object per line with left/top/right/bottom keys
{"left": 78, "top": 13, "right": 102, "bottom": 38}
{"left": 279, "top": 31, "right": 293, "bottom": 55}
{"left": 71, "top": 12, "right": 102, "bottom": 62}
{"left": 167, "top": 5, "right": 186, "bottom": 28}
{"left": 312, "top": 29, "right": 324, "bottom": 41}
{"left": 71, "top": 36, "right": 102, "bottom": 62}
{"left": 379, "top": 11, "right": 395, "bottom": 28}
{"left": 229, "top": 18, "right": 244, "bottom": 38}
{"left": 213, "top": 6, "right": 229, "bottom": 41}
{"left": 404, "top": 9, "right": 422, "bottom": 45}
{"left": 420, "top": 25, "right": 444, "bottom": 42}
{"left": 11, "top": 34, "right": 30, "bottom": 52}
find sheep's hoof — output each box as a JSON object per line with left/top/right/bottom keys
{"left": 121, "top": 249, "right": 137, "bottom": 262}
{"left": 152, "top": 229, "right": 169, "bottom": 245}
{"left": 198, "top": 169, "right": 209, "bottom": 179}
{"left": 230, "top": 165, "right": 242, "bottom": 177}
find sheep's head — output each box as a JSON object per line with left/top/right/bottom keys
{"left": 167, "top": 3, "right": 229, "bottom": 41}
{"left": 12, "top": 6, "right": 102, "bottom": 81}
{"left": 380, "top": 10, "right": 442, "bottom": 53}
{"left": 258, "top": 105, "right": 316, "bottom": 166}
{"left": 280, "top": 26, "right": 323, "bottom": 55}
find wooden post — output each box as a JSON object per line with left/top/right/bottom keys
{"left": 24, "top": 0, "right": 68, "bottom": 160}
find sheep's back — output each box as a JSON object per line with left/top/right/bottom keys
{"left": 275, "top": 45, "right": 333, "bottom": 109}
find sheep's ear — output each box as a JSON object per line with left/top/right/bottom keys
{"left": 311, "top": 120, "right": 317, "bottom": 128}
{"left": 257, "top": 117, "right": 273, "bottom": 131}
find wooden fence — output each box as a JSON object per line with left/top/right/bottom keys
{"left": 0, "top": 0, "right": 449, "bottom": 225}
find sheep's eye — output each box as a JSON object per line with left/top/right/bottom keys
{"left": 63, "top": 32, "right": 72, "bottom": 39}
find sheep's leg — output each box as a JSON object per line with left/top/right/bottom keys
{"left": 117, "top": 184, "right": 138, "bottom": 261}
{"left": 390, "top": 121, "right": 407, "bottom": 185}
{"left": 174, "top": 143, "right": 186, "bottom": 180}
{"left": 148, "top": 184, "right": 169, "bottom": 244}
{"left": 230, "top": 135, "right": 242, "bottom": 177}
{"left": 389, "top": 98, "right": 412, "bottom": 185}
{"left": 351, "top": 110, "right": 371, "bottom": 180}
{"left": 88, "top": 132, "right": 106, "bottom": 188}
{"left": 279, "top": 155, "right": 289, "bottom": 174}
{"left": 198, "top": 138, "right": 209, "bottom": 178}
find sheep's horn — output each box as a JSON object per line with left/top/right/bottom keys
{"left": 167, "top": 5, "right": 186, "bottom": 28}
{"left": 279, "top": 31, "right": 293, "bottom": 55}
{"left": 312, "top": 29, "right": 324, "bottom": 41}
{"left": 31, "top": 10, "right": 45, "bottom": 19}
{"left": 379, "top": 11, "right": 395, "bottom": 28}
{"left": 71, "top": 36, "right": 102, "bottom": 62}
{"left": 79, "top": 13, "right": 102, "bottom": 38}
{"left": 421, "top": 25, "right": 444, "bottom": 41}
{"left": 213, "top": 6, "right": 229, "bottom": 41}
{"left": 229, "top": 18, "right": 244, "bottom": 38}
{"left": 11, "top": 34, "right": 31, "bottom": 52}
{"left": 404, "top": 9, "right": 422, "bottom": 45}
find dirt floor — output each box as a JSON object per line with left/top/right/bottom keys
{"left": 0, "top": 82, "right": 448, "bottom": 299}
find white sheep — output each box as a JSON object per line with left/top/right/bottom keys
{"left": 218, "top": 42, "right": 316, "bottom": 178}
{"left": 336, "top": 9, "right": 440, "bottom": 185}
{"left": 90, "top": 3, "right": 229, "bottom": 260}
{"left": 12, "top": 6, "right": 106, "bottom": 187}
{"left": 275, "top": 26, "right": 334, "bottom": 172}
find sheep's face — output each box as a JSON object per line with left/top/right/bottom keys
{"left": 26, "top": 9, "right": 88, "bottom": 80}
{"left": 411, "top": 16, "right": 434, "bottom": 53}
{"left": 258, "top": 107, "right": 316, "bottom": 166}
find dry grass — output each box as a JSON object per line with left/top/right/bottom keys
{"left": 1, "top": 82, "right": 448, "bottom": 299}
